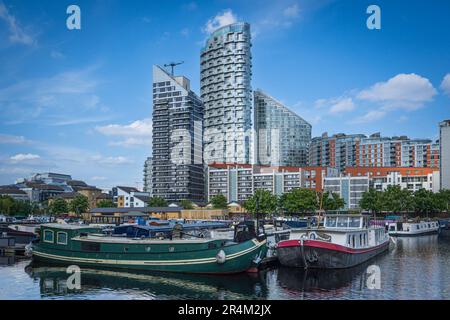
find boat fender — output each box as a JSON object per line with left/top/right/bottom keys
{"left": 216, "top": 250, "right": 226, "bottom": 264}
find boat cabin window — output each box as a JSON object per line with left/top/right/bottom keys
{"left": 325, "top": 216, "right": 337, "bottom": 228}
{"left": 43, "top": 229, "right": 54, "bottom": 243}
{"left": 57, "top": 232, "right": 68, "bottom": 245}
{"left": 337, "top": 217, "right": 348, "bottom": 228}
{"left": 349, "top": 217, "right": 361, "bottom": 228}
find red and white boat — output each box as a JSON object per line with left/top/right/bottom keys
{"left": 276, "top": 214, "right": 389, "bottom": 269}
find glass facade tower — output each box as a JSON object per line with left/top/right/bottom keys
{"left": 200, "top": 22, "right": 253, "bottom": 165}
{"left": 254, "top": 90, "right": 311, "bottom": 167}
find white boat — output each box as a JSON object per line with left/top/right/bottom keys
{"left": 388, "top": 220, "right": 440, "bottom": 237}
{"left": 8, "top": 224, "right": 41, "bottom": 235}
{"left": 276, "top": 214, "right": 390, "bottom": 269}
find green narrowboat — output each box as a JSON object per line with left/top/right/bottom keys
{"left": 31, "top": 224, "right": 268, "bottom": 274}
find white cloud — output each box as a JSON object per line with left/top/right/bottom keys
{"left": 357, "top": 73, "right": 437, "bottom": 110}
{"left": 440, "top": 74, "right": 450, "bottom": 96}
{"left": 283, "top": 4, "right": 300, "bottom": 18}
{"left": 96, "top": 118, "right": 152, "bottom": 148}
{"left": 328, "top": 97, "right": 355, "bottom": 114}
{"left": 0, "top": 2, "right": 35, "bottom": 46}
{"left": 50, "top": 50, "right": 65, "bottom": 59}
{"left": 0, "top": 134, "right": 27, "bottom": 144}
{"left": 351, "top": 110, "right": 386, "bottom": 124}
{"left": 0, "top": 66, "right": 106, "bottom": 125}
{"left": 10, "top": 153, "right": 40, "bottom": 162}
{"left": 91, "top": 155, "right": 134, "bottom": 165}
{"left": 203, "top": 9, "right": 237, "bottom": 34}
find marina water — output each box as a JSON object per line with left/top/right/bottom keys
{"left": 1, "top": 235, "right": 449, "bottom": 300}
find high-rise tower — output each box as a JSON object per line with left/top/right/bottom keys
{"left": 200, "top": 22, "right": 253, "bottom": 165}
{"left": 151, "top": 65, "right": 204, "bottom": 202}
{"left": 254, "top": 90, "right": 311, "bottom": 167}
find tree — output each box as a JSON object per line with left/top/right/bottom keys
{"left": 360, "top": 188, "right": 383, "bottom": 214}
{"left": 69, "top": 195, "right": 89, "bottom": 216}
{"left": 180, "top": 199, "right": 194, "bottom": 210}
{"left": 433, "top": 189, "right": 450, "bottom": 212}
{"left": 280, "top": 188, "right": 318, "bottom": 215}
{"left": 242, "top": 189, "right": 278, "bottom": 217}
{"left": 96, "top": 199, "right": 116, "bottom": 208}
{"left": 209, "top": 194, "right": 228, "bottom": 209}
{"left": 382, "top": 185, "right": 414, "bottom": 213}
{"left": 48, "top": 198, "right": 68, "bottom": 215}
{"left": 322, "top": 192, "right": 345, "bottom": 211}
{"left": 147, "top": 196, "right": 168, "bottom": 207}
{"left": 413, "top": 188, "right": 435, "bottom": 215}
{"left": 0, "top": 195, "right": 15, "bottom": 215}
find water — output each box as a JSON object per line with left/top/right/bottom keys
{"left": 1, "top": 235, "right": 449, "bottom": 300}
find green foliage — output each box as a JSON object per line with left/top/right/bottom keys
{"left": 360, "top": 187, "right": 450, "bottom": 215}
{"left": 412, "top": 188, "right": 435, "bottom": 214}
{"left": 382, "top": 185, "right": 414, "bottom": 213}
{"left": 147, "top": 196, "right": 168, "bottom": 207}
{"left": 359, "top": 188, "right": 383, "bottom": 214}
{"left": 180, "top": 199, "right": 194, "bottom": 210}
{"left": 280, "top": 188, "right": 319, "bottom": 214}
{"left": 96, "top": 199, "right": 116, "bottom": 208}
{"left": 0, "top": 195, "right": 37, "bottom": 216}
{"left": 209, "top": 194, "right": 228, "bottom": 209}
{"left": 68, "top": 195, "right": 89, "bottom": 216}
{"left": 322, "top": 192, "right": 346, "bottom": 210}
{"left": 242, "top": 189, "right": 278, "bottom": 217}
{"left": 48, "top": 198, "right": 68, "bottom": 215}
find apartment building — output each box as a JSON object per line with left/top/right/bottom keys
{"left": 207, "top": 163, "right": 338, "bottom": 203}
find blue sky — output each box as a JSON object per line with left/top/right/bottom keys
{"left": 1, "top": 0, "right": 450, "bottom": 189}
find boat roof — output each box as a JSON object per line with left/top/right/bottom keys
{"left": 41, "top": 223, "right": 97, "bottom": 230}
{"left": 73, "top": 234, "right": 223, "bottom": 244}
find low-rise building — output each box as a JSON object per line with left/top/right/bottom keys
{"left": 207, "top": 163, "right": 338, "bottom": 203}
{"left": 344, "top": 167, "right": 440, "bottom": 193}
{"left": 0, "top": 187, "right": 29, "bottom": 201}
{"left": 112, "top": 186, "right": 151, "bottom": 208}
{"left": 323, "top": 176, "right": 370, "bottom": 210}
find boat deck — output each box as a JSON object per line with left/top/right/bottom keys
{"left": 73, "top": 234, "right": 235, "bottom": 245}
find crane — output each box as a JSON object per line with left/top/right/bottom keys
{"left": 164, "top": 61, "right": 184, "bottom": 76}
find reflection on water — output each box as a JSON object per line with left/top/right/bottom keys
{"left": 1, "top": 235, "right": 449, "bottom": 300}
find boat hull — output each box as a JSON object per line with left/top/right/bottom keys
{"left": 276, "top": 239, "right": 389, "bottom": 269}
{"left": 32, "top": 239, "right": 267, "bottom": 274}
{"left": 389, "top": 229, "right": 439, "bottom": 237}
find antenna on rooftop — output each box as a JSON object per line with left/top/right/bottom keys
{"left": 164, "top": 61, "right": 184, "bottom": 76}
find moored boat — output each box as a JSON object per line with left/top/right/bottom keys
{"left": 276, "top": 213, "right": 389, "bottom": 269}
{"left": 388, "top": 220, "right": 440, "bottom": 237}
{"left": 31, "top": 223, "right": 267, "bottom": 274}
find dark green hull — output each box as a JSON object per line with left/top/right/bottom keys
{"left": 32, "top": 224, "right": 267, "bottom": 274}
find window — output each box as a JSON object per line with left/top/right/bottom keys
{"left": 43, "top": 229, "right": 54, "bottom": 243}
{"left": 57, "top": 232, "right": 68, "bottom": 245}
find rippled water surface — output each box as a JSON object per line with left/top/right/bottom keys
{"left": 1, "top": 235, "right": 449, "bottom": 300}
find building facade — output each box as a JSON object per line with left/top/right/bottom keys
{"left": 207, "top": 163, "right": 338, "bottom": 203}
{"left": 440, "top": 120, "right": 450, "bottom": 190}
{"left": 151, "top": 65, "right": 205, "bottom": 202}
{"left": 344, "top": 167, "right": 440, "bottom": 193}
{"left": 323, "top": 176, "right": 370, "bottom": 210}
{"left": 309, "top": 132, "right": 440, "bottom": 172}
{"left": 143, "top": 157, "right": 152, "bottom": 195}
{"left": 112, "top": 186, "right": 151, "bottom": 208}
{"left": 254, "top": 90, "right": 311, "bottom": 167}
{"left": 200, "top": 22, "right": 253, "bottom": 165}
{"left": 309, "top": 133, "right": 365, "bottom": 172}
